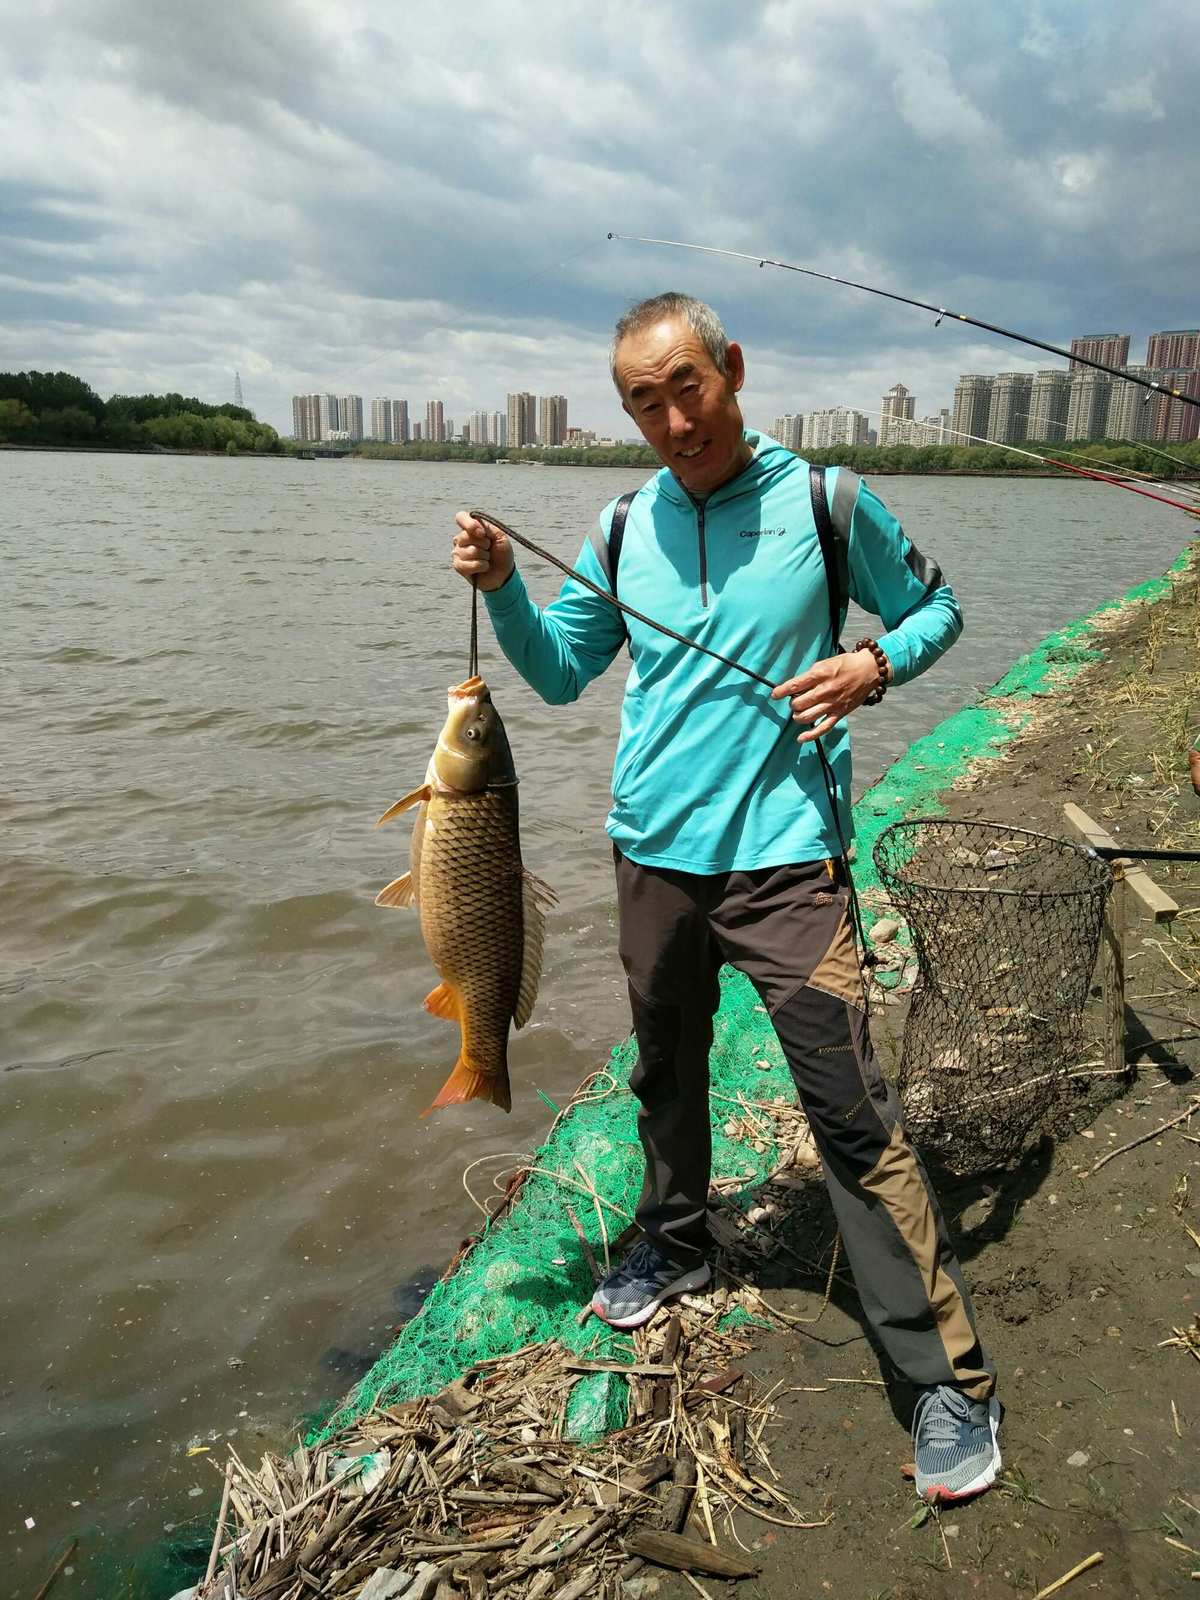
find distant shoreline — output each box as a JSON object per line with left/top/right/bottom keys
{"left": 3, "top": 440, "right": 1197, "bottom": 483}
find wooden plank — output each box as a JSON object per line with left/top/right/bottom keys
{"left": 1062, "top": 803, "right": 1179, "bottom": 922}
{"left": 622, "top": 1528, "right": 759, "bottom": 1578}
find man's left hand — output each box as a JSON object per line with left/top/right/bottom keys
{"left": 770, "top": 647, "right": 891, "bottom": 744}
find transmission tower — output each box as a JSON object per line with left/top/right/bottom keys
{"left": 233, "top": 371, "right": 244, "bottom": 407}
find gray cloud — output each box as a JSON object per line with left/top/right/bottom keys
{"left": 1, "top": 0, "right": 1197, "bottom": 435}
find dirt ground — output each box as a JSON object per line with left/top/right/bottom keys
{"left": 644, "top": 559, "right": 1200, "bottom": 1600}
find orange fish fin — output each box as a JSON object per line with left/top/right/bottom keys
{"left": 375, "top": 872, "right": 415, "bottom": 908}
{"left": 423, "top": 981, "right": 460, "bottom": 1022}
{"left": 422, "top": 1054, "right": 512, "bottom": 1116}
{"left": 513, "top": 876, "right": 547, "bottom": 1029}
{"left": 377, "top": 786, "right": 430, "bottom": 825}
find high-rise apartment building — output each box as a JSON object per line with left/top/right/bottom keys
{"left": 950, "top": 375, "right": 994, "bottom": 443}
{"left": 1155, "top": 369, "right": 1200, "bottom": 443}
{"left": 390, "top": 399, "right": 409, "bottom": 444}
{"left": 1024, "top": 370, "right": 1071, "bottom": 440}
{"left": 1107, "top": 366, "right": 1159, "bottom": 443}
{"left": 1146, "top": 330, "right": 1200, "bottom": 371}
{"left": 878, "top": 383, "right": 916, "bottom": 446}
{"left": 506, "top": 391, "right": 537, "bottom": 447}
{"left": 492, "top": 411, "right": 506, "bottom": 448}
{"left": 318, "top": 394, "right": 340, "bottom": 438}
{"left": 1064, "top": 370, "right": 1113, "bottom": 440}
{"left": 1069, "top": 333, "right": 1130, "bottom": 372}
{"left": 424, "top": 401, "right": 445, "bottom": 444}
{"left": 337, "top": 395, "right": 363, "bottom": 441}
{"left": 802, "top": 407, "right": 870, "bottom": 448}
{"left": 771, "top": 414, "right": 803, "bottom": 451}
{"left": 538, "top": 394, "right": 568, "bottom": 447}
{"left": 291, "top": 394, "right": 321, "bottom": 442}
{"left": 909, "top": 408, "right": 952, "bottom": 446}
{"left": 986, "top": 374, "right": 1033, "bottom": 445}
{"left": 370, "top": 398, "right": 393, "bottom": 442}
{"left": 468, "top": 409, "right": 490, "bottom": 445}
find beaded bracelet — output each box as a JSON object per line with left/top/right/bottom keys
{"left": 854, "top": 637, "right": 889, "bottom": 705}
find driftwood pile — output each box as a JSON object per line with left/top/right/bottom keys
{"left": 193, "top": 1099, "right": 834, "bottom": 1600}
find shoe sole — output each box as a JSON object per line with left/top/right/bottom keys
{"left": 918, "top": 1397, "right": 1003, "bottom": 1504}
{"left": 590, "top": 1264, "right": 712, "bottom": 1330}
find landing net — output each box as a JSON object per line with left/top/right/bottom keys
{"left": 873, "top": 819, "right": 1112, "bottom": 1170}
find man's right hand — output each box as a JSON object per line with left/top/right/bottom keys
{"left": 453, "top": 511, "right": 515, "bottom": 592}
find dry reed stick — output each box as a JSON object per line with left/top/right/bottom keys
{"left": 1031, "top": 1551, "right": 1104, "bottom": 1598}
{"left": 203, "top": 1463, "right": 233, "bottom": 1590}
{"left": 1087, "top": 1097, "right": 1200, "bottom": 1175}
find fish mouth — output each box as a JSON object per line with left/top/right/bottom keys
{"left": 450, "top": 675, "right": 486, "bottom": 698}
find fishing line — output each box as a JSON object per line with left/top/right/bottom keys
{"left": 466, "top": 509, "right": 875, "bottom": 963}
{"left": 860, "top": 409, "right": 1200, "bottom": 515}
{"left": 608, "top": 232, "right": 1200, "bottom": 414}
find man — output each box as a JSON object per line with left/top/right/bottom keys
{"left": 452, "top": 293, "right": 1000, "bottom": 1503}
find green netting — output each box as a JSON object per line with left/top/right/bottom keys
{"left": 310, "top": 543, "right": 1198, "bottom": 1449}
{"left": 311, "top": 962, "right": 792, "bottom": 1444}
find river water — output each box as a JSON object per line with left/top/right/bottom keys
{"left": 1, "top": 450, "right": 1192, "bottom": 1593}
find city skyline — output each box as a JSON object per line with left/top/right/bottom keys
{"left": 4, "top": 6, "right": 1196, "bottom": 443}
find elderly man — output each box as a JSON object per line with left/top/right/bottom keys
{"left": 452, "top": 293, "right": 1000, "bottom": 1503}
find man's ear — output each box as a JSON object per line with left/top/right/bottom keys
{"left": 725, "top": 341, "right": 746, "bottom": 393}
{"left": 621, "top": 398, "right": 632, "bottom": 417}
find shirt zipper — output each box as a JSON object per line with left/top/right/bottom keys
{"left": 695, "top": 498, "right": 709, "bottom": 608}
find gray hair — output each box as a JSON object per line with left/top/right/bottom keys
{"left": 609, "top": 292, "right": 729, "bottom": 393}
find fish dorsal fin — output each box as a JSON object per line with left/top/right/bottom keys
{"left": 377, "top": 785, "right": 431, "bottom": 825}
{"left": 524, "top": 872, "right": 558, "bottom": 910}
{"left": 514, "top": 872, "right": 551, "bottom": 1029}
{"left": 375, "top": 872, "right": 415, "bottom": 908}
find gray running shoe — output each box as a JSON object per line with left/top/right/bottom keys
{"left": 590, "top": 1239, "right": 711, "bottom": 1329}
{"left": 912, "top": 1385, "right": 1002, "bottom": 1502}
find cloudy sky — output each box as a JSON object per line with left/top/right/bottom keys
{"left": 2, "top": 0, "right": 1197, "bottom": 438}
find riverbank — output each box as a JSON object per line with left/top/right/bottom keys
{"left": 174, "top": 542, "right": 1200, "bottom": 1599}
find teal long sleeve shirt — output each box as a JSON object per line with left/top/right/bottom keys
{"left": 484, "top": 432, "right": 962, "bottom": 873}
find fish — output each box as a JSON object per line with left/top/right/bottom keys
{"left": 375, "top": 674, "right": 554, "bottom": 1114}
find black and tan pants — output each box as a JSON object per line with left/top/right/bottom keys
{"left": 614, "top": 846, "right": 996, "bottom": 1401}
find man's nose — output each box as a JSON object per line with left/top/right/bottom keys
{"left": 667, "top": 405, "right": 692, "bottom": 436}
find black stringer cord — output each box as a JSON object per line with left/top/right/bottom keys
{"left": 468, "top": 509, "right": 878, "bottom": 971}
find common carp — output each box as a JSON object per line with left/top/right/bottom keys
{"left": 375, "top": 674, "right": 554, "bottom": 1114}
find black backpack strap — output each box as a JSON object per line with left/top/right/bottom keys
{"left": 607, "top": 490, "right": 637, "bottom": 598}
{"left": 590, "top": 489, "right": 637, "bottom": 641}
{"left": 809, "top": 464, "right": 850, "bottom": 652}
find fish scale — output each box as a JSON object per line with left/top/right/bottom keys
{"left": 375, "top": 674, "right": 552, "bottom": 1115}
{"left": 419, "top": 787, "right": 525, "bottom": 1083}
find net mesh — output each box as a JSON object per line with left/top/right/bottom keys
{"left": 873, "top": 819, "right": 1112, "bottom": 1171}
{"left": 311, "top": 964, "right": 792, "bottom": 1444}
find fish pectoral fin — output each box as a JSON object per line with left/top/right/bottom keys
{"left": 422, "top": 981, "right": 460, "bottom": 1022}
{"left": 377, "top": 786, "right": 431, "bottom": 825}
{"left": 524, "top": 871, "right": 558, "bottom": 909}
{"left": 513, "top": 877, "right": 547, "bottom": 1030}
{"left": 375, "top": 872, "right": 416, "bottom": 908}
{"left": 422, "top": 1053, "right": 512, "bottom": 1116}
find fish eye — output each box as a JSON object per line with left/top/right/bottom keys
{"left": 464, "top": 727, "right": 478, "bottom": 741}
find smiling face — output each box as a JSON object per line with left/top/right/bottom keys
{"left": 614, "top": 314, "right": 752, "bottom": 497}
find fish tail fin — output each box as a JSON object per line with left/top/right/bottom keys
{"left": 422, "top": 1053, "right": 512, "bottom": 1116}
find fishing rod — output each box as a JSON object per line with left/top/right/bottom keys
{"left": 608, "top": 232, "right": 1200, "bottom": 414}
{"left": 466, "top": 508, "right": 876, "bottom": 965}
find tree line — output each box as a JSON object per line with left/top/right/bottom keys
{"left": 333, "top": 435, "right": 1200, "bottom": 476}
{"left": 0, "top": 370, "right": 282, "bottom": 453}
